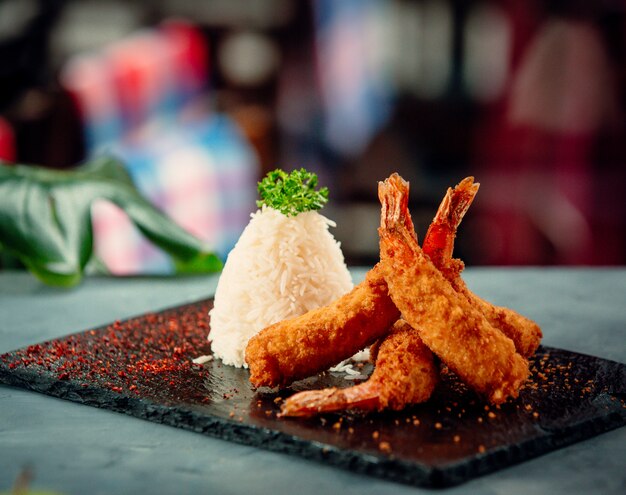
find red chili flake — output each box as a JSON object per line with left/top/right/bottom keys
{"left": 27, "top": 344, "right": 42, "bottom": 355}
{"left": 4, "top": 301, "right": 214, "bottom": 404}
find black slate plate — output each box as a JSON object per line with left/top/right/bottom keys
{"left": 0, "top": 299, "right": 624, "bottom": 488}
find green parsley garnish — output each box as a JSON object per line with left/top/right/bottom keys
{"left": 257, "top": 168, "right": 329, "bottom": 217}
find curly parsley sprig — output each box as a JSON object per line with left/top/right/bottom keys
{"left": 257, "top": 168, "right": 329, "bottom": 217}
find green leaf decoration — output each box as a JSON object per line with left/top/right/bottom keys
{"left": 0, "top": 156, "right": 222, "bottom": 287}
{"left": 256, "top": 168, "right": 329, "bottom": 217}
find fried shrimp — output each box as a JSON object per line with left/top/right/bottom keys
{"left": 245, "top": 265, "right": 400, "bottom": 388}
{"left": 280, "top": 319, "right": 438, "bottom": 416}
{"left": 280, "top": 178, "right": 439, "bottom": 417}
{"left": 423, "top": 177, "right": 542, "bottom": 357}
{"left": 378, "top": 174, "right": 529, "bottom": 404}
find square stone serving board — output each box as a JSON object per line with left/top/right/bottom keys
{"left": 0, "top": 299, "right": 624, "bottom": 488}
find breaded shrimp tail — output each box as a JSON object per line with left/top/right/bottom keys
{"left": 378, "top": 174, "right": 529, "bottom": 404}
{"left": 245, "top": 265, "right": 400, "bottom": 388}
{"left": 423, "top": 176, "right": 480, "bottom": 269}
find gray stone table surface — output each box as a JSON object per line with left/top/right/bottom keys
{"left": 0, "top": 268, "right": 624, "bottom": 494}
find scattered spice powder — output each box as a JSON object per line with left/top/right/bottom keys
{"left": 0, "top": 302, "right": 213, "bottom": 402}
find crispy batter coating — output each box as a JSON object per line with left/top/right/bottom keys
{"left": 378, "top": 175, "right": 529, "bottom": 404}
{"left": 245, "top": 264, "right": 400, "bottom": 388}
{"left": 280, "top": 319, "right": 438, "bottom": 416}
{"left": 451, "top": 274, "right": 542, "bottom": 358}
{"left": 373, "top": 320, "right": 438, "bottom": 409}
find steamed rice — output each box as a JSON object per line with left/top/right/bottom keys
{"left": 209, "top": 206, "right": 353, "bottom": 367}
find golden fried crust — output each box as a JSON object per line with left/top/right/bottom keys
{"left": 380, "top": 229, "right": 529, "bottom": 404}
{"left": 371, "top": 320, "right": 438, "bottom": 410}
{"left": 437, "top": 263, "right": 542, "bottom": 358}
{"left": 279, "top": 319, "right": 437, "bottom": 417}
{"left": 245, "top": 263, "right": 400, "bottom": 388}
{"left": 456, "top": 280, "right": 543, "bottom": 358}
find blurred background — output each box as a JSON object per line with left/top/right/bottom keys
{"left": 1, "top": 0, "right": 625, "bottom": 272}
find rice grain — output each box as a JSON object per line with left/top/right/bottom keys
{"left": 208, "top": 206, "right": 353, "bottom": 367}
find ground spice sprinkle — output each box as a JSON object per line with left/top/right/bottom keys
{"left": 0, "top": 301, "right": 213, "bottom": 403}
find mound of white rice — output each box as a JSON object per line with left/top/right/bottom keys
{"left": 208, "top": 206, "right": 353, "bottom": 367}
